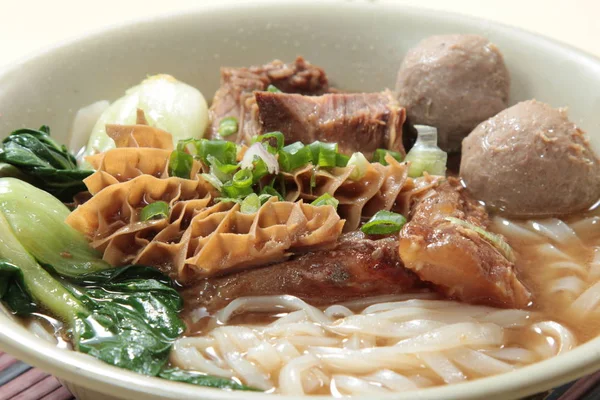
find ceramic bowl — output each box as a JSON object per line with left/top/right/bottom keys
{"left": 1, "top": 1, "right": 600, "bottom": 399}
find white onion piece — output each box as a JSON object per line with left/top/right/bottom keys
{"left": 69, "top": 100, "right": 109, "bottom": 160}
{"left": 240, "top": 142, "right": 279, "bottom": 174}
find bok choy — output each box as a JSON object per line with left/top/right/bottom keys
{"left": 0, "top": 126, "right": 92, "bottom": 201}
{"left": 0, "top": 177, "right": 255, "bottom": 390}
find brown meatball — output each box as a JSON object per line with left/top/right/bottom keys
{"left": 396, "top": 34, "right": 510, "bottom": 152}
{"left": 460, "top": 100, "right": 600, "bottom": 217}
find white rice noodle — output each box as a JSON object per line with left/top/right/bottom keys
{"left": 331, "top": 375, "right": 390, "bottom": 396}
{"left": 569, "top": 216, "right": 600, "bottom": 241}
{"left": 483, "top": 347, "right": 538, "bottom": 364}
{"left": 589, "top": 247, "right": 600, "bottom": 279}
{"left": 526, "top": 219, "right": 583, "bottom": 249}
{"left": 419, "top": 352, "right": 466, "bottom": 383}
{"left": 491, "top": 217, "right": 544, "bottom": 242}
{"left": 548, "top": 276, "right": 586, "bottom": 297}
{"left": 447, "top": 348, "right": 514, "bottom": 376}
{"left": 568, "top": 281, "right": 600, "bottom": 317}
{"left": 215, "top": 295, "right": 331, "bottom": 326}
{"left": 364, "top": 370, "right": 419, "bottom": 391}
{"left": 531, "top": 321, "right": 577, "bottom": 357}
{"left": 278, "top": 354, "right": 320, "bottom": 395}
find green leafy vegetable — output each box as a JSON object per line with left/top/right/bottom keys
{"left": 361, "top": 210, "right": 407, "bottom": 235}
{"left": 218, "top": 117, "right": 239, "bottom": 137}
{"left": 141, "top": 201, "right": 170, "bottom": 221}
{"left": 259, "top": 185, "right": 284, "bottom": 202}
{"left": 445, "top": 217, "right": 516, "bottom": 262}
{"left": 372, "top": 149, "right": 404, "bottom": 165}
{"left": 168, "top": 150, "right": 193, "bottom": 179}
{"left": 0, "top": 126, "right": 93, "bottom": 201}
{"left": 266, "top": 84, "right": 281, "bottom": 93}
{"left": 311, "top": 193, "right": 339, "bottom": 209}
{"left": 159, "top": 368, "right": 259, "bottom": 391}
{"left": 0, "top": 178, "right": 254, "bottom": 390}
{"left": 84, "top": 74, "right": 209, "bottom": 158}
{"left": 0, "top": 178, "right": 109, "bottom": 277}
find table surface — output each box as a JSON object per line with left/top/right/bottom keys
{"left": 1, "top": 0, "right": 600, "bottom": 399}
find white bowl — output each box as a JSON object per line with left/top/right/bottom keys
{"left": 1, "top": 1, "right": 600, "bottom": 399}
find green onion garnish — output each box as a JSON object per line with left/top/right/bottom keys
{"left": 311, "top": 193, "right": 339, "bottom": 209}
{"left": 240, "top": 193, "right": 261, "bottom": 214}
{"left": 198, "top": 139, "right": 237, "bottom": 165}
{"left": 201, "top": 173, "right": 223, "bottom": 190}
{"left": 253, "top": 131, "right": 285, "bottom": 153}
{"left": 278, "top": 142, "right": 313, "bottom": 172}
{"left": 140, "top": 201, "right": 170, "bottom": 222}
{"left": 308, "top": 141, "right": 338, "bottom": 168}
{"left": 232, "top": 169, "right": 253, "bottom": 189}
{"left": 168, "top": 150, "right": 193, "bottom": 179}
{"left": 207, "top": 155, "right": 237, "bottom": 182}
{"left": 347, "top": 152, "right": 369, "bottom": 181}
{"left": 260, "top": 185, "right": 284, "bottom": 201}
{"left": 372, "top": 149, "right": 404, "bottom": 165}
{"left": 267, "top": 84, "right": 281, "bottom": 93}
{"left": 445, "top": 217, "right": 516, "bottom": 262}
{"left": 222, "top": 181, "right": 254, "bottom": 199}
{"left": 405, "top": 125, "right": 447, "bottom": 177}
{"left": 336, "top": 153, "right": 350, "bottom": 167}
{"left": 218, "top": 117, "right": 239, "bottom": 137}
{"left": 361, "top": 210, "right": 407, "bottom": 235}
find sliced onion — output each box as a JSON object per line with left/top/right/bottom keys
{"left": 240, "top": 143, "right": 279, "bottom": 175}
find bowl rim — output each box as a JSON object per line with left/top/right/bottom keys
{"left": 1, "top": 1, "right": 600, "bottom": 399}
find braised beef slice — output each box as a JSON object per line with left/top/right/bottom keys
{"left": 208, "top": 57, "right": 329, "bottom": 140}
{"left": 398, "top": 177, "right": 531, "bottom": 308}
{"left": 254, "top": 90, "right": 406, "bottom": 157}
{"left": 182, "top": 231, "right": 425, "bottom": 314}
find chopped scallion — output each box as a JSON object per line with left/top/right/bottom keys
{"left": 260, "top": 185, "right": 284, "bottom": 201}
{"left": 311, "top": 193, "right": 339, "bottom": 209}
{"left": 240, "top": 193, "right": 261, "bottom": 214}
{"left": 308, "top": 141, "right": 338, "bottom": 168}
{"left": 347, "top": 152, "right": 369, "bottom": 181}
{"left": 445, "top": 217, "right": 516, "bottom": 262}
{"left": 198, "top": 139, "right": 237, "bottom": 165}
{"left": 361, "top": 210, "right": 407, "bottom": 235}
{"left": 200, "top": 173, "right": 223, "bottom": 190}
{"left": 140, "top": 201, "right": 170, "bottom": 221}
{"left": 232, "top": 169, "right": 253, "bottom": 189}
{"left": 267, "top": 84, "right": 281, "bottom": 93}
{"left": 405, "top": 125, "right": 447, "bottom": 177}
{"left": 168, "top": 150, "right": 193, "bottom": 179}
{"left": 221, "top": 181, "right": 254, "bottom": 199}
{"left": 279, "top": 142, "right": 313, "bottom": 171}
{"left": 252, "top": 131, "right": 285, "bottom": 153}
{"left": 372, "top": 149, "right": 404, "bottom": 165}
{"left": 218, "top": 117, "right": 238, "bottom": 137}
{"left": 335, "top": 153, "right": 350, "bottom": 167}
{"left": 207, "top": 155, "right": 237, "bottom": 182}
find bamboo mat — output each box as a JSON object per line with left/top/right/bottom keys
{"left": 1, "top": 351, "right": 600, "bottom": 400}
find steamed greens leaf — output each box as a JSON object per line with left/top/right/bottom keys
{"left": 159, "top": 368, "right": 259, "bottom": 391}
{"left": 0, "top": 178, "right": 109, "bottom": 277}
{"left": 0, "top": 177, "right": 255, "bottom": 390}
{"left": 0, "top": 126, "right": 92, "bottom": 201}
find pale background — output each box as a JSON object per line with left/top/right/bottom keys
{"left": 0, "top": 0, "right": 599, "bottom": 70}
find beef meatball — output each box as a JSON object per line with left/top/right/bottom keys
{"left": 460, "top": 100, "right": 600, "bottom": 217}
{"left": 396, "top": 34, "right": 510, "bottom": 152}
